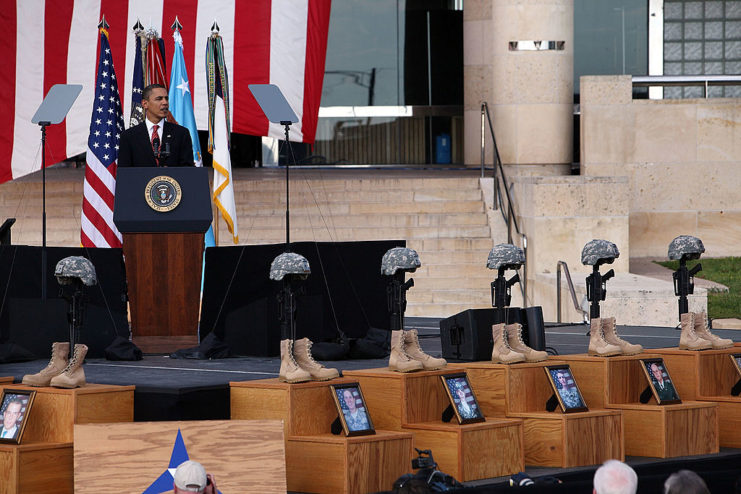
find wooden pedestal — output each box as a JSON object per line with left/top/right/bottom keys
{"left": 654, "top": 347, "right": 741, "bottom": 447}
{"left": 342, "top": 368, "right": 525, "bottom": 480}
{"left": 1, "top": 383, "right": 134, "bottom": 443}
{"left": 559, "top": 354, "right": 719, "bottom": 458}
{"left": 0, "top": 377, "right": 13, "bottom": 385}
{"left": 558, "top": 353, "right": 662, "bottom": 408}
{"left": 618, "top": 402, "right": 718, "bottom": 457}
{"left": 230, "top": 378, "right": 414, "bottom": 494}
{"left": 452, "top": 361, "right": 624, "bottom": 467}
{"left": 286, "top": 431, "right": 412, "bottom": 494}
{"left": 0, "top": 442, "right": 73, "bottom": 494}
{"left": 123, "top": 232, "right": 203, "bottom": 353}
{"left": 0, "top": 383, "right": 133, "bottom": 494}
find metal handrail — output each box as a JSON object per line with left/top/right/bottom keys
{"left": 632, "top": 75, "right": 741, "bottom": 98}
{"left": 556, "top": 260, "right": 588, "bottom": 324}
{"left": 480, "top": 102, "right": 527, "bottom": 303}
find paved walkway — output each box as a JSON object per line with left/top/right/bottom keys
{"left": 629, "top": 256, "right": 728, "bottom": 292}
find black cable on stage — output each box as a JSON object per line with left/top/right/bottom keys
{"left": 0, "top": 246, "right": 19, "bottom": 323}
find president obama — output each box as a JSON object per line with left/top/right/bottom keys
{"left": 118, "top": 84, "right": 194, "bottom": 167}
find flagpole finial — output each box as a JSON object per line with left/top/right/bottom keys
{"left": 171, "top": 16, "right": 183, "bottom": 31}
{"left": 211, "top": 21, "right": 220, "bottom": 34}
{"left": 98, "top": 15, "right": 109, "bottom": 30}
{"left": 133, "top": 19, "right": 144, "bottom": 32}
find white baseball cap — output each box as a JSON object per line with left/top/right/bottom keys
{"left": 173, "top": 460, "right": 207, "bottom": 492}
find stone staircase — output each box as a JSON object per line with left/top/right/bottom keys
{"left": 0, "top": 168, "right": 507, "bottom": 318}
{"left": 230, "top": 172, "right": 504, "bottom": 317}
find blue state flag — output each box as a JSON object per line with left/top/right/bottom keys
{"left": 169, "top": 30, "right": 216, "bottom": 253}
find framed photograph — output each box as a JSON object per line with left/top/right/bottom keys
{"left": 544, "top": 365, "right": 588, "bottom": 413}
{"left": 330, "top": 382, "right": 375, "bottom": 437}
{"left": 640, "top": 358, "right": 682, "bottom": 405}
{"left": 440, "top": 372, "right": 485, "bottom": 424}
{"left": 0, "top": 389, "right": 35, "bottom": 444}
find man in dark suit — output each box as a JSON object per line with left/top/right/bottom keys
{"left": 118, "top": 84, "right": 194, "bottom": 167}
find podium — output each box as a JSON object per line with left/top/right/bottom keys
{"left": 114, "top": 167, "right": 212, "bottom": 353}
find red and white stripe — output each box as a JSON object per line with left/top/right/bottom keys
{"left": 81, "top": 150, "right": 121, "bottom": 248}
{"left": 0, "top": 0, "right": 331, "bottom": 185}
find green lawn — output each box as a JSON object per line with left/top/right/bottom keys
{"left": 656, "top": 257, "right": 741, "bottom": 320}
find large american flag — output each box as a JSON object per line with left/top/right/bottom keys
{"left": 81, "top": 28, "right": 124, "bottom": 248}
{"left": 0, "top": 0, "right": 331, "bottom": 185}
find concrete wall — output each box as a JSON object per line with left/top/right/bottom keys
{"left": 581, "top": 75, "right": 741, "bottom": 258}
{"left": 464, "top": 0, "right": 573, "bottom": 168}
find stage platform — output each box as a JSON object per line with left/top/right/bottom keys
{"left": 2, "top": 318, "right": 740, "bottom": 492}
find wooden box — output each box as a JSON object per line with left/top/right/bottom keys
{"left": 404, "top": 420, "right": 524, "bottom": 480}
{"left": 342, "top": 368, "right": 525, "bottom": 480}
{"left": 0, "top": 442, "right": 73, "bottom": 494}
{"left": 1, "top": 383, "right": 134, "bottom": 443}
{"left": 654, "top": 347, "right": 741, "bottom": 447}
{"left": 558, "top": 353, "right": 662, "bottom": 408}
{"left": 230, "top": 378, "right": 415, "bottom": 494}
{"left": 618, "top": 402, "right": 718, "bottom": 457}
{"left": 653, "top": 347, "right": 740, "bottom": 400}
{"left": 452, "top": 361, "right": 624, "bottom": 467}
{"left": 286, "top": 431, "right": 412, "bottom": 494}
{"left": 0, "top": 377, "right": 13, "bottom": 385}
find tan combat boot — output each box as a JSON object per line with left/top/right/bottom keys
{"left": 679, "top": 312, "right": 712, "bottom": 350}
{"left": 693, "top": 311, "right": 733, "bottom": 349}
{"left": 389, "top": 330, "right": 424, "bottom": 372}
{"left": 505, "top": 323, "right": 547, "bottom": 362}
{"left": 601, "top": 317, "right": 643, "bottom": 355}
{"left": 403, "top": 329, "right": 447, "bottom": 370}
{"left": 293, "top": 337, "right": 340, "bottom": 381}
{"left": 491, "top": 323, "right": 526, "bottom": 364}
{"left": 278, "top": 339, "right": 312, "bottom": 383}
{"left": 22, "top": 342, "right": 70, "bottom": 387}
{"left": 588, "top": 318, "right": 622, "bottom": 357}
{"left": 50, "top": 344, "right": 88, "bottom": 389}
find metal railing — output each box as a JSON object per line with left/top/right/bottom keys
{"left": 632, "top": 75, "right": 741, "bottom": 98}
{"left": 480, "top": 102, "right": 527, "bottom": 303}
{"left": 556, "top": 260, "right": 588, "bottom": 324}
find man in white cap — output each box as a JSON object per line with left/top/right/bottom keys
{"left": 173, "top": 460, "right": 217, "bottom": 494}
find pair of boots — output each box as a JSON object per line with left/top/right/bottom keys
{"left": 22, "top": 342, "right": 88, "bottom": 388}
{"left": 588, "top": 317, "right": 642, "bottom": 357}
{"left": 491, "top": 323, "right": 547, "bottom": 364}
{"left": 679, "top": 311, "right": 733, "bottom": 350}
{"left": 389, "top": 329, "right": 447, "bottom": 372}
{"left": 279, "top": 337, "right": 340, "bottom": 383}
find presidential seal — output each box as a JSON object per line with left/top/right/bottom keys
{"left": 144, "top": 175, "right": 182, "bottom": 212}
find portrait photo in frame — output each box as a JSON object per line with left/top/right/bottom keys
{"left": 440, "top": 372, "right": 485, "bottom": 424}
{"left": 330, "top": 382, "right": 375, "bottom": 437}
{"left": 640, "top": 358, "right": 682, "bottom": 405}
{"left": 544, "top": 365, "right": 588, "bottom": 413}
{"left": 0, "top": 389, "right": 36, "bottom": 444}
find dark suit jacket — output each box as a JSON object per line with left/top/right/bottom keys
{"left": 117, "top": 121, "right": 194, "bottom": 167}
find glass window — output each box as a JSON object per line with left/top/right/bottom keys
{"left": 574, "top": 0, "right": 648, "bottom": 94}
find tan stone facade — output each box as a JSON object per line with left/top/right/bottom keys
{"left": 581, "top": 75, "right": 741, "bottom": 258}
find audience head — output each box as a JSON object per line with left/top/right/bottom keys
{"left": 173, "top": 460, "right": 207, "bottom": 493}
{"left": 593, "top": 459, "right": 638, "bottom": 494}
{"left": 664, "top": 470, "right": 709, "bottom": 494}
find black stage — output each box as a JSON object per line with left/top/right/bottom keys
{"left": 2, "top": 318, "right": 739, "bottom": 493}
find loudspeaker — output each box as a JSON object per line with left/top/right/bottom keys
{"left": 439, "top": 307, "right": 546, "bottom": 361}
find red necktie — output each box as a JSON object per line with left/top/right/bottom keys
{"left": 151, "top": 124, "right": 160, "bottom": 166}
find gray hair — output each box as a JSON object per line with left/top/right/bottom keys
{"left": 593, "top": 460, "right": 638, "bottom": 494}
{"left": 664, "top": 470, "right": 709, "bottom": 494}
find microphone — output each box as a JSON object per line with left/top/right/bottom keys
{"left": 152, "top": 135, "right": 161, "bottom": 157}
{"left": 160, "top": 136, "right": 171, "bottom": 160}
